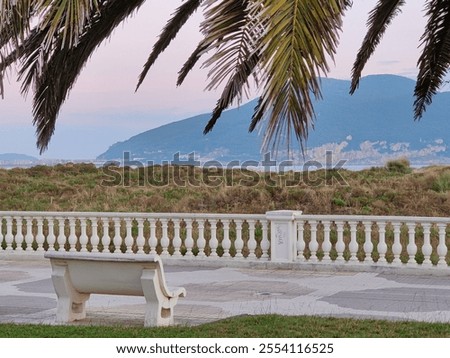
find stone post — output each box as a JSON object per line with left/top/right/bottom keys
{"left": 266, "top": 210, "right": 303, "bottom": 262}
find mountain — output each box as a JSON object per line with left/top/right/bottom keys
{"left": 0, "top": 153, "right": 39, "bottom": 162}
{"left": 98, "top": 75, "right": 450, "bottom": 166}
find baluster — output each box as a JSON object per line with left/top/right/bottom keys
{"left": 309, "top": 220, "right": 319, "bottom": 262}
{"left": 46, "top": 218, "right": 56, "bottom": 251}
{"left": 148, "top": 219, "right": 158, "bottom": 254}
{"left": 296, "top": 221, "right": 305, "bottom": 261}
{"left": 335, "top": 221, "right": 345, "bottom": 262}
{"left": 172, "top": 219, "right": 182, "bottom": 256}
{"left": 35, "top": 218, "right": 45, "bottom": 251}
{"left": 160, "top": 219, "right": 170, "bottom": 256}
{"left": 437, "top": 224, "right": 448, "bottom": 267}
{"left": 208, "top": 219, "right": 218, "bottom": 257}
{"left": 221, "top": 219, "right": 231, "bottom": 258}
{"left": 124, "top": 218, "right": 134, "bottom": 253}
{"left": 195, "top": 219, "right": 205, "bottom": 257}
{"left": 348, "top": 221, "right": 358, "bottom": 262}
{"left": 184, "top": 219, "right": 194, "bottom": 256}
{"left": 363, "top": 221, "right": 373, "bottom": 263}
{"left": 90, "top": 218, "right": 100, "bottom": 253}
{"left": 101, "top": 218, "right": 111, "bottom": 253}
{"left": 377, "top": 222, "right": 387, "bottom": 263}
{"left": 421, "top": 223, "right": 432, "bottom": 266}
{"left": 57, "top": 218, "right": 66, "bottom": 251}
{"left": 247, "top": 219, "right": 257, "bottom": 259}
{"left": 136, "top": 218, "right": 145, "bottom": 254}
{"left": 25, "top": 217, "right": 34, "bottom": 251}
{"left": 68, "top": 217, "right": 77, "bottom": 252}
{"left": 112, "top": 218, "right": 122, "bottom": 253}
{"left": 0, "top": 217, "right": 3, "bottom": 249}
{"left": 79, "top": 217, "right": 88, "bottom": 252}
{"left": 392, "top": 222, "right": 402, "bottom": 264}
{"left": 321, "top": 221, "right": 332, "bottom": 262}
{"left": 406, "top": 223, "right": 418, "bottom": 265}
{"left": 14, "top": 217, "right": 24, "bottom": 251}
{"left": 4, "top": 217, "right": 14, "bottom": 251}
{"left": 234, "top": 219, "right": 244, "bottom": 258}
{"left": 260, "top": 220, "right": 270, "bottom": 259}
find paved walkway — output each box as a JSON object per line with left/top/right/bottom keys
{"left": 1, "top": 257, "right": 449, "bottom": 327}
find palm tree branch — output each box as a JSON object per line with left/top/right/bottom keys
{"left": 252, "top": 0, "right": 349, "bottom": 152}
{"left": 414, "top": 0, "right": 450, "bottom": 119}
{"left": 204, "top": 51, "right": 260, "bottom": 134}
{"left": 198, "top": 0, "right": 263, "bottom": 133}
{"left": 31, "top": 0, "right": 146, "bottom": 152}
{"left": 350, "top": 0, "right": 406, "bottom": 93}
{"left": 136, "top": 0, "right": 202, "bottom": 91}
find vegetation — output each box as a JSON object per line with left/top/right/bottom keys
{"left": 0, "top": 163, "right": 449, "bottom": 217}
{"left": 0, "top": 315, "right": 449, "bottom": 338}
{"left": 1, "top": 1, "right": 449, "bottom": 153}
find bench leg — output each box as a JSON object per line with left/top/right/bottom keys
{"left": 51, "top": 264, "right": 90, "bottom": 323}
{"left": 141, "top": 269, "right": 175, "bottom": 327}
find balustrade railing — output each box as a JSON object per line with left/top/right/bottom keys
{"left": 297, "top": 215, "right": 449, "bottom": 267}
{"left": 0, "top": 211, "right": 448, "bottom": 269}
{"left": 0, "top": 212, "right": 269, "bottom": 259}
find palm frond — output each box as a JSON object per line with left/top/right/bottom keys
{"left": 350, "top": 0, "right": 405, "bottom": 93}
{"left": 177, "top": 38, "right": 212, "bottom": 86}
{"left": 197, "top": 0, "right": 264, "bottom": 133}
{"left": 0, "top": 0, "right": 36, "bottom": 97}
{"left": 253, "top": 0, "right": 350, "bottom": 152}
{"left": 204, "top": 51, "right": 260, "bottom": 134}
{"left": 37, "top": 0, "right": 100, "bottom": 50}
{"left": 30, "top": 0, "right": 146, "bottom": 152}
{"left": 414, "top": 0, "right": 450, "bottom": 119}
{"left": 136, "top": 0, "right": 202, "bottom": 91}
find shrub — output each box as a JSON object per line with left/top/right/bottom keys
{"left": 431, "top": 171, "right": 450, "bottom": 193}
{"left": 385, "top": 158, "right": 411, "bottom": 174}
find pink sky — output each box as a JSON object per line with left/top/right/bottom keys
{"left": 0, "top": 1, "right": 428, "bottom": 158}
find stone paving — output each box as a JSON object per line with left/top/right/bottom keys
{"left": 0, "top": 257, "right": 449, "bottom": 327}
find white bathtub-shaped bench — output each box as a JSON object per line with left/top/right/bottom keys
{"left": 44, "top": 251, "right": 186, "bottom": 327}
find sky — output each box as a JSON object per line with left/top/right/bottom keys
{"left": 0, "top": 1, "right": 428, "bottom": 159}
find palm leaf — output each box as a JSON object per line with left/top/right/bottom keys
{"left": 350, "top": 0, "right": 406, "bottom": 93}
{"left": 37, "top": 0, "right": 99, "bottom": 50}
{"left": 136, "top": 0, "right": 202, "bottom": 91}
{"left": 252, "top": 0, "right": 350, "bottom": 152}
{"left": 30, "top": 0, "right": 146, "bottom": 152}
{"left": 414, "top": 0, "right": 450, "bottom": 119}
{"left": 197, "top": 0, "right": 264, "bottom": 133}
{"left": 177, "top": 38, "right": 212, "bottom": 86}
{"left": 0, "top": 0, "right": 36, "bottom": 97}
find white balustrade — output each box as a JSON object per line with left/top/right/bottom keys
{"left": 0, "top": 211, "right": 447, "bottom": 270}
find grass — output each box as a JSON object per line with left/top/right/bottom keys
{"left": 0, "top": 163, "right": 449, "bottom": 216}
{"left": 0, "top": 315, "right": 449, "bottom": 338}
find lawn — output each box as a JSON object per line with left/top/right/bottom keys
{"left": 0, "top": 315, "right": 449, "bottom": 338}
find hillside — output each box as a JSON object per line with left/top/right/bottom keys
{"left": 98, "top": 75, "right": 450, "bottom": 166}
{"left": 0, "top": 163, "right": 449, "bottom": 217}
